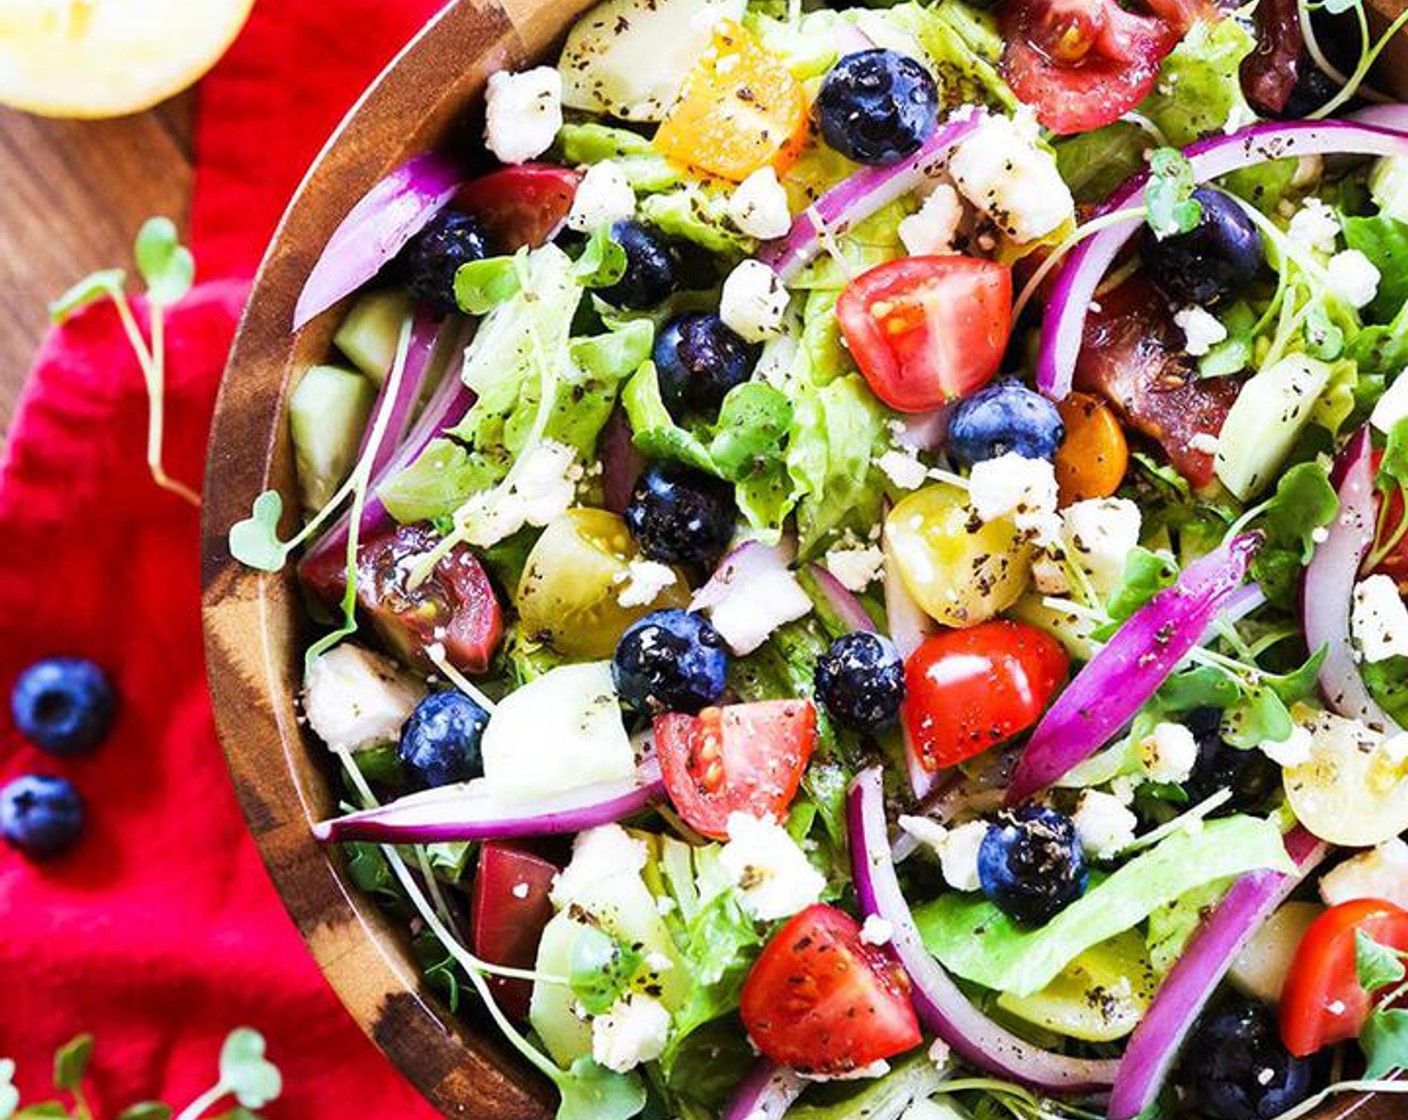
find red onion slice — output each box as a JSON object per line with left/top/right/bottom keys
{"left": 1038, "top": 121, "right": 1408, "bottom": 399}
{"left": 1303, "top": 427, "right": 1401, "bottom": 733}
{"left": 1007, "top": 533, "right": 1262, "bottom": 805}
{"left": 1107, "top": 828, "right": 1328, "bottom": 1120}
{"left": 1352, "top": 104, "right": 1408, "bottom": 133}
{"left": 358, "top": 307, "right": 445, "bottom": 481}
{"left": 313, "top": 757, "right": 664, "bottom": 843}
{"left": 691, "top": 539, "right": 798, "bottom": 611}
{"left": 758, "top": 109, "right": 983, "bottom": 283}
{"left": 600, "top": 406, "right": 644, "bottom": 516}
{"left": 809, "top": 562, "right": 878, "bottom": 633}
{"left": 848, "top": 767, "right": 1120, "bottom": 1093}
{"left": 294, "top": 152, "right": 463, "bottom": 330}
{"left": 721, "top": 1061, "right": 807, "bottom": 1120}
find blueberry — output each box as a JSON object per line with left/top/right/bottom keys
{"left": 817, "top": 50, "right": 940, "bottom": 166}
{"left": 11, "top": 657, "right": 115, "bottom": 757}
{"left": 977, "top": 806, "right": 1088, "bottom": 925}
{"left": 597, "top": 221, "right": 682, "bottom": 310}
{"left": 1177, "top": 1000, "right": 1316, "bottom": 1120}
{"left": 1, "top": 775, "right": 85, "bottom": 859}
{"left": 625, "top": 464, "right": 737, "bottom": 566}
{"left": 815, "top": 633, "right": 905, "bottom": 732}
{"left": 1143, "top": 189, "right": 1264, "bottom": 307}
{"left": 947, "top": 381, "right": 1066, "bottom": 468}
{"left": 401, "top": 210, "right": 491, "bottom": 312}
{"left": 613, "top": 610, "right": 729, "bottom": 714}
{"left": 398, "top": 691, "right": 489, "bottom": 789}
{"left": 1182, "top": 708, "right": 1280, "bottom": 814}
{"left": 655, "top": 313, "right": 756, "bottom": 418}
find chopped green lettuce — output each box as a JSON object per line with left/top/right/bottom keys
{"left": 1342, "top": 213, "right": 1408, "bottom": 325}
{"left": 1140, "top": 17, "right": 1257, "bottom": 147}
{"left": 638, "top": 185, "right": 754, "bottom": 256}
{"left": 1146, "top": 877, "right": 1235, "bottom": 976}
{"left": 786, "top": 1055, "right": 947, "bottom": 1120}
{"left": 880, "top": 0, "right": 1017, "bottom": 112}
{"left": 791, "top": 200, "right": 915, "bottom": 290}
{"left": 1054, "top": 123, "right": 1149, "bottom": 206}
{"left": 556, "top": 122, "right": 681, "bottom": 193}
{"left": 913, "top": 815, "right": 1295, "bottom": 996}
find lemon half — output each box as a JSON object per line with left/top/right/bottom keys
{"left": 0, "top": 0, "right": 255, "bottom": 119}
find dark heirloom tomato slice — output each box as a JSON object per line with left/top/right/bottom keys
{"left": 1074, "top": 276, "right": 1237, "bottom": 489}
{"left": 454, "top": 164, "right": 580, "bottom": 252}
{"left": 1240, "top": 0, "right": 1304, "bottom": 115}
{"left": 836, "top": 256, "right": 1013, "bottom": 413}
{"left": 653, "top": 700, "right": 816, "bottom": 840}
{"left": 299, "top": 522, "right": 504, "bottom": 673}
{"left": 740, "top": 904, "right": 922, "bottom": 1074}
{"left": 1000, "top": 0, "right": 1181, "bottom": 135}
{"left": 471, "top": 843, "right": 560, "bottom": 1021}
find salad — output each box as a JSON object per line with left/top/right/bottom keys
{"left": 228, "top": 0, "right": 1408, "bottom": 1117}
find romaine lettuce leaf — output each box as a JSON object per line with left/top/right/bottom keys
{"left": 1140, "top": 17, "right": 1257, "bottom": 147}
{"left": 1054, "top": 123, "right": 1148, "bottom": 206}
{"left": 556, "top": 122, "right": 680, "bottom": 193}
{"left": 1146, "top": 877, "right": 1234, "bottom": 976}
{"left": 880, "top": 0, "right": 1017, "bottom": 113}
{"left": 1343, "top": 213, "right": 1408, "bottom": 325}
{"left": 638, "top": 185, "right": 754, "bottom": 256}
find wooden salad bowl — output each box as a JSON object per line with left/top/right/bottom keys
{"left": 201, "top": 1, "right": 1408, "bottom": 1117}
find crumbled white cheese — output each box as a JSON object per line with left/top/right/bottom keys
{"left": 968, "top": 452, "right": 1060, "bottom": 541}
{"left": 614, "top": 559, "right": 678, "bottom": 608}
{"left": 949, "top": 111, "right": 1074, "bottom": 244}
{"left": 898, "top": 183, "right": 964, "bottom": 256}
{"left": 720, "top": 259, "right": 789, "bottom": 343}
{"left": 927, "top": 1038, "right": 953, "bottom": 1070}
{"left": 484, "top": 67, "right": 562, "bottom": 165}
{"left": 897, "top": 813, "right": 949, "bottom": 852}
{"left": 859, "top": 915, "right": 894, "bottom": 946}
{"left": 1061, "top": 497, "right": 1142, "bottom": 597}
{"left": 302, "top": 644, "right": 427, "bottom": 753}
{"left": 460, "top": 440, "right": 581, "bottom": 549}
{"left": 1072, "top": 789, "right": 1138, "bottom": 860}
{"left": 1320, "top": 838, "right": 1408, "bottom": 910}
{"left": 876, "top": 448, "right": 929, "bottom": 490}
{"left": 1352, "top": 574, "right": 1408, "bottom": 663}
{"left": 728, "top": 167, "right": 792, "bottom": 240}
{"left": 1031, "top": 552, "right": 1070, "bottom": 595}
{"left": 1327, "top": 249, "right": 1381, "bottom": 310}
{"left": 939, "top": 820, "right": 989, "bottom": 893}
{"left": 1188, "top": 432, "right": 1220, "bottom": 456}
{"left": 1371, "top": 370, "right": 1408, "bottom": 433}
{"left": 705, "top": 566, "right": 813, "bottom": 655}
{"left": 799, "top": 1061, "right": 892, "bottom": 1083}
{"left": 592, "top": 994, "right": 671, "bottom": 1073}
{"left": 1140, "top": 721, "right": 1200, "bottom": 784}
{"left": 1260, "top": 724, "right": 1314, "bottom": 769}
{"left": 1287, "top": 198, "right": 1340, "bottom": 255}
{"left": 567, "top": 160, "right": 636, "bottom": 232}
{"left": 551, "top": 823, "right": 650, "bottom": 908}
{"left": 720, "top": 812, "right": 826, "bottom": 921}
{"left": 1174, "top": 305, "right": 1228, "bottom": 357}
{"left": 825, "top": 544, "right": 885, "bottom": 592}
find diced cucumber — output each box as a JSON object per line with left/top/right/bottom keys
{"left": 289, "top": 364, "right": 375, "bottom": 512}
{"left": 1214, "top": 354, "right": 1332, "bottom": 501}
{"left": 557, "top": 0, "right": 746, "bottom": 123}
{"left": 333, "top": 289, "right": 413, "bottom": 384}
{"left": 1371, "top": 156, "right": 1408, "bottom": 225}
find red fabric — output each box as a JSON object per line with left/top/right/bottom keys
{"left": 0, "top": 1, "right": 448, "bottom": 1115}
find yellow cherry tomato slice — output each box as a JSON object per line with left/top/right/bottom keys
{"left": 1054, "top": 391, "right": 1129, "bottom": 506}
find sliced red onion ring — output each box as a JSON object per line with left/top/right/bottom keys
{"left": 808, "top": 562, "right": 878, "bottom": 633}
{"left": 313, "top": 757, "right": 664, "bottom": 843}
{"left": 883, "top": 527, "right": 938, "bottom": 799}
{"left": 1007, "top": 533, "right": 1263, "bottom": 805}
{"left": 758, "top": 109, "right": 983, "bottom": 283}
{"left": 358, "top": 307, "right": 444, "bottom": 481}
{"left": 1038, "top": 121, "right": 1408, "bottom": 399}
{"left": 1108, "top": 827, "right": 1328, "bottom": 1120}
{"left": 294, "top": 151, "right": 463, "bottom": 330}
{"left": 691, "top": 539, "right": 798, "bottom": 612}
{"left": 1352, "top": 104, "right": 1408, "bottom": 133}
{"left": 1303, "top": 427, "right": 1402, "bottom": 733}
{"left": 600, "top": 406, "right": 644, "bottom": 516}
{"left": 848, "top": 767, "right": 1119, "bottom": 1093}
{"left": 721, "top": 1061, "right": 807, "bottom": 1120}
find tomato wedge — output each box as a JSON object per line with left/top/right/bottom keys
{"left": 1001, "top": 0, "right": 1180, "bottom": 135}
{"left": 836, "top": 256, "right": 1013, "bottom": 413}
{"left": 470, "top": 843, "right": 560, "bottom": 1021}
{"left": 1280, "top": 899, "right": 1408, "bottom": 1058}
{"left": 741, "top": 903, "right": 922, "bottom": 1074}
{"left": 454, "top": 164, "right": 580, "bottom": 252}
{"left": 903, "top": 620, "right": 1068, "bottom": 772}
{"left": 654, "top": 700, "right": 816, "bottom": 840}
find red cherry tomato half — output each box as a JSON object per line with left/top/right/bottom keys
{"left": 903, "top": 620, "right": 1068, "bottom": 772}
{"left": 741, "top": 904, "right": 921, "bottom": 1074}
{"left": 836, "top": 256, "right": 1013, "bottom": 413}
{"left": 454, "top": 164, "right": 581, "bottom": 252}
{"left": 1369, "top": 450, "right": 1408, "bottom": 590}
{"left": 654, "top": 700, "right": 816, "bottom": 840}
{"left": 1280, "top": 899, "right": 1408, "bottom": 1058}
{"left": 470, "top": 842, "right": 560, "bottom": 1021}
{"left": 1001, "top": 0, "right": 1180, "bottom": 135}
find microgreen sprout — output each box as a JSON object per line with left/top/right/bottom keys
{"left": 49, "top": 217, "right": 200, "bottom": 507}
{"left": 1145, "top": 149, "right": 1202, "bottom": 241}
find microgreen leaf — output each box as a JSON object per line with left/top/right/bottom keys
{"left": 1103, "top": 547, "right": 1179, "bottom": 625}
{"left": 572, "top": 225, "right": 628, "bottom": 289}
{"left": 1146, "top": 149, "right": 1203, "bottom": 240}
{"left": 1198, "top": 302, "right": 1256, "bottom": 378}
{"left": 1157, "top": 665, "right": 1244, "bottom": 713}
{"left": 1305, "top": 301, "right": 1345, "bottom": 361}
{"left": 1362, "top": 1006, "right": 1408, "bottom": 1079}
{"left": 1265, "top": 646, "right": 1328, "bottom": 705}
{"left": 227, "top": 491, "right": 290, "bottom": 572}
{"left": 134, "top": 218, "right": 195, "bottom": 309}
{"left": 1323, "top": 0, "right": 1361, "bottom": 14}
{"left": 49, "top": 269, "right": 127, "bottom": 325}
{"left": 554, "top": 1058, "right": 646, "bottom": 1120}
{"left": 1356, "top": 929, "right": 1407, "bottom": 993}
{"left": 217, "top": 1030, "right": 281, "bottom": 1111}
{"left": 116, "top": 1104, "right": 172, "bottom": 1120}
{"left": 0, "top": 1061, "right": 18, "bottom": 1120}
{"left": 569, "top": 927, "right": 645, "bottom": 1016}
{"left": 454, "top": 257, "right": 522, "bottom": 315}
{"left": 1222, "top": 685, "right": 1292, "bottom": 748}
{"left": 52, "top": 1036, "right": 92, "bottom": 1093}
{"left": 1259, "top": 461, "right": 1340, "bottom": 563}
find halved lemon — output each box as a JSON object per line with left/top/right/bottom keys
{"left": 0, "top": 0, "right": 255, "bottom": 119}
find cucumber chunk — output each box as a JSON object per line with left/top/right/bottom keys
{"left": 1214, "top": 354, "right": 1332, "bottom": 501}
{"left": 289, "top": 364, "right": 375, "bottom": 511}
{"left": 333, "top": 289, "right": 413, "bottom": 384}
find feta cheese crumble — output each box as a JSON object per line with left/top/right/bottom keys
{"left": 702, "top": 564, "right": 813, "bottom": 655}
{"left": 1319, "top": 838, "right": 1408, "bottom": 910}
{"left": 567, "top": 160, "right": 636, "bottom": 232}
{"left": 302, "top": 643, "right": 427, "bottom": 752}
{"left": 825, "top": 544, "right": 885, "bottom": 592}
{"left": 720, "top": 259, "right": 789, "bottom": 342}
{"left": 728, "top": 167, "right": 792, "bottom": 240}
{"left": 1061, "top": 497, "right": 1142, "bottom": 597}
{"left": 949, "top": 112, "right": 1075, "bottom": 244}
{"left": 551, "top": 823, "right": 649, "bottom": 908}
{"left": 460, "top": 440, "right": 581, "bottom": 549}
{"left": 897, "top": 815, "right": 988, "bottom": 892}
{"left": 876, "top": 448, "right": 929, "bottom": 490}
{"left": 484, "top": 67, "right": 563, "bottom": 165}
{"left": 720, "top": 812, "right": 826, "bottom": 921}
{"left": 898, "top": 183, "right": 964, "bottom": 256}
{"left": 1072, "top": 789, "right": 1138, "bottom": 860}
{"left": 1140, "top": 721, "right": 1199, "bottom": 784}
{"left": 1287, "top": 198, "right": 1340, "bottom": 254}
{"left": 1371, "top": 370, "right": 1408, "bottom": 433}
{"left": 968, "top": 452, "right": 1060, "bottom": 542}
{"left": 1352, "top": 574, "right": 1408, "bottom": 663}
{"left": 1327, "top": 249, "right": 1381, "bottom": 310}
{"left": 614, "top": 559, "right": 678, "bottom": 608}
{"left": 592, "top": 994, "right": 671, "bottom": 1073}
{"left": 1174, "top": 305, "right": 1228, "bottom": 357}
{"left": 859, "top": 915, "right": 894, "bottom": 946}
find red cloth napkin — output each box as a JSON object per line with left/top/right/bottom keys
{"left": 0, "top": 1, "right": 449, "bottom": 1115}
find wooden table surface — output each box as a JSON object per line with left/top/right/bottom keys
{"left": 0, "top": 95, "right": 194, "bottom": 436}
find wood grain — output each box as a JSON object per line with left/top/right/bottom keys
{"left": 0, "top": 96, "right": 194, "bottom": 435}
